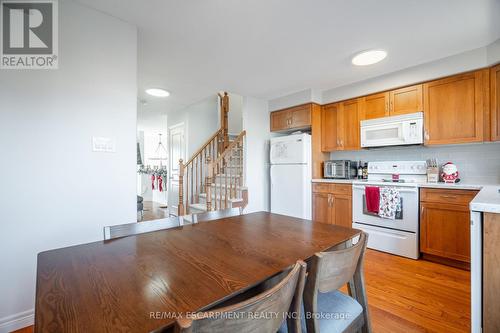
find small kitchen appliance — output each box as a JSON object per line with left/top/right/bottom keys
{"left": 324, "top": 160, "right": 358, "bottom": 179}
{"left": 360, "top": 112, "right": 424, "bottom": 148}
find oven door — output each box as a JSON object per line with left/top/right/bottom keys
{"left": 352, "top": 184, "right": 418, "bottom": 233}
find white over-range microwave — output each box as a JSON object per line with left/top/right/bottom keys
{"left": 360, "top": 112, "right": 424, "bottom": 148}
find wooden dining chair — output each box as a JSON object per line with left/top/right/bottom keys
{"left": 173, "top": 260, "right": 307, "bottom": 333}
{"left": 190, "top": 207, "right": 242, "bottom": 223}
{"left": 103, "top": 216, "right": 183, "bottom": 240}
{"left": 303, "top": 232, "right": 371, "bottom": 333}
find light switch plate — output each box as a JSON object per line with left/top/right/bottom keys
{"left": 92, "top": 136, "right": 116, "bottom": 153}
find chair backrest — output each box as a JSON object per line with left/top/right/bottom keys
{"left": 312, "top": 232, "right": 367, "bottom": 293}
{"left": 190, "top": 208, "right": 241, "bottom": 223}
{"left": 103, "top": 216, "right": 183, "bottom": 240}
{"left": 174, "top": 261, "right": 306, "bottom": 333}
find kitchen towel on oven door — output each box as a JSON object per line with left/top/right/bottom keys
{"left": 378, "top": 187, "right": 401, "bottom": 219}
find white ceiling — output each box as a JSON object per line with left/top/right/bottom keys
{"left": 77, "top": 0, "right": 500, "bottom": 116}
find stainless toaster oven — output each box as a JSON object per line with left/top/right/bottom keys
{"left": 324, "top": 160, "right": 358, "bottom": 179}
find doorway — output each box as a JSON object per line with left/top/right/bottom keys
{"left": 168, "top": 123, "right": 186, "bottom": 216}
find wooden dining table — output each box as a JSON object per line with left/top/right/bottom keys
{"left": 35, "top": 211, "right": 360, "bottom": 332}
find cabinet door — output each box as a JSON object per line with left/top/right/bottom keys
{"left": 390, "top": 84, "right": 423, "bottom": 116}
{"left": 484, "top": 213, "right": 500, "bottom": 333}
{"left": 338, "top": 99, "right": 361, "bottom": 150}
{"left": 289, "top": 104, "right": 311, "bottom": 129}
{"left": 312, "top": 193, "right": 331, "bottom": 224}
{"left": 420, "top": 202, "right": 470, "bottom": 262}
{"left": 270, "top": 110, "right": 290, "bottom": 132}
{"left": 423, "top": 70, "right": 489, "bottom": 145}
{"left": 491, "top": 64, "right": 500, "bottom": 141}
{"left": 321, "top": 103, "right": 340, "bottom": 151}
{"left": 332, "top": 194, "right": 352, "bottom": 228}
{"left": 363, "top": 92, "right": 389, "bottom": 120}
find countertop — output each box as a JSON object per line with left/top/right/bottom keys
{"left": 312, "top": 179, "right": 500, "bottom": 213}
{"left": 470, "top": 186, "right": 500, "bottom": 214}
{"left": 312, "top": 178, "right": 483, "bottom": 190}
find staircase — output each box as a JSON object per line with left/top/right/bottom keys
{"left": 178, "top": 92, "right": 248, "bottom": 217}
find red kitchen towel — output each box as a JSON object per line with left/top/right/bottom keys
{"left": 365, "top": 186, "right": 380, "bottom": 214}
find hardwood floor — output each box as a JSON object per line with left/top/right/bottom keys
{"left": 12, "top": 249, "right": 470, "bottom": 333}
{"left": 141, "top": 200, "right": 169, "bottom": 221}
{"left": 363, "top": 249, "right": 470, "bottom": 333}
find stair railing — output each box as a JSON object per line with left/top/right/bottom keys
{"left": 177, "top": 92, "right": 229, "bottom": 216}
{"left": 205, "top": 130, "right": 246, "bottom": 212}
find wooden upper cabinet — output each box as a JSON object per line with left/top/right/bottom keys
{"left": 423, "top": 69, "right": 489, "bottom": 145}
{"left": 390, "top": 84, "right": 423, "bottom": 116}
{"left": 363, "top": 92, "right": 389, "bottom": 120}
{"left": 321, "top": 99, "right": 361, "bottom": 151}
{"left": 491, "top": 64, "right": 500, "bottom": 141}
{"left": 270, "top": 104, "right": 312, "bottom": 132}
{"left": 361, "top": 84, "right": 422, "bottom": 120}
{"left": 290, "top": 105, "right": 311, "bottom": 128}
{"left": 270, "top": 109, "right": 289, "bottom": 132}
{"left": 321, "top": 103, "right": 339, "bottom": 151}
{"left": 338, "top": 98, "right": 361, "bottom": 150}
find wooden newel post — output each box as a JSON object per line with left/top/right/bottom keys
{"left": 222, "top": 92, "right": 229, "bottom": 150}
{"left": 178, "top": 159, "right": 185, "bottom": 216}
{"left": 205, "top": 156, "right": 213, "bottom": 211}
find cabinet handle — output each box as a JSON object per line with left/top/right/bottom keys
{"left": 331, "top": 196, "right": 335, "bottom": 206}
{"left": 440, "top": 195, "right": 458, "bottom": 199}
{"left": 385, "top": 101, "right": 388, "bottom": 113}
{"left": 390, "top": 101, "right": 393, "bottom": 112}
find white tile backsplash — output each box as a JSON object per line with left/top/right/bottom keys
{"left": 330, "top": 142, "right": 500, "bottom": 184}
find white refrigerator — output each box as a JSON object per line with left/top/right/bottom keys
{"left": 270, "top": 133, "right": 312, "bottom": 219}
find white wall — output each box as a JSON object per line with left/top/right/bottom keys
{"left": 269, "top": 40, "right": 500, "bottom": 110}
{"left": 228, "top": 93, "right": 243, "bottom": 135}
{"left": 242, "top": 97, "right": 270, "bottom": 213}
{"left": 167, "top": 95, "right": 219, "bottom": 158}
{"left": 487, "top": 38, "right": 500, "bottom": 64}
{"left": 268, "top": 88, "right": 322, "bottom": 112}
{"left": 0, "top": 1, "right": 138, "bottom": 332}
{"left": 321, "top": 45, "right": 491, "bottom": 103}
{"left": 330, "top": 142, "right": 500, "bottom": 184}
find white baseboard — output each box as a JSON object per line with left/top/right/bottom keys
{"left": 0, "top": 310, "right": 34, "bottom": 333}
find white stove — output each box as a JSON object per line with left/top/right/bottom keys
{"left": 352, "top": 161, "right": 427, "bottom": 259}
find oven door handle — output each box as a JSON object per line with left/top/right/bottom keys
{"left": 352, "top": 184, "right": 418, "bottom": 193}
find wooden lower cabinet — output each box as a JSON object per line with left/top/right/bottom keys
{"left": 419, "top": 188, "right": 478, "bottom": 268}
{"left": 420, "top": 202, "right": 470, "bottom": 262}
{"left": 312, "top": 192, "right": 331, "bottom": 224}
{"left": 484, "top": 213, "right": 500, "bottom": 332}
{"left": 332, "top": 194, "right": 352, "bottom": 229}
{"left": 312, "top": 183, "right": 352, "bottom": 228}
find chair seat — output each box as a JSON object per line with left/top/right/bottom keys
{"left": 316, "top": 291, "right": 363, "bottom": 332}
{"left": 277, "top": 291, "right": 363, "bottom": 333}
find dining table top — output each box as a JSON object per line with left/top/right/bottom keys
{"left": 35, "top": 211, "right": 360, "bottom": 332}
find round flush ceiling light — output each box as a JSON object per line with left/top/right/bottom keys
{"left": 145, "top": 88, "right": 170, "bottom": 97}
{"left": 352, "top": 50, "right": 387, "bottom": 66}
